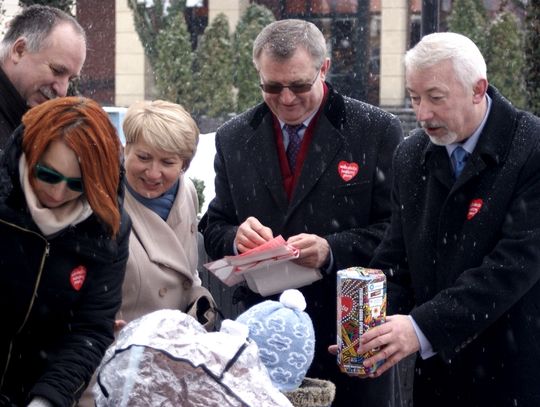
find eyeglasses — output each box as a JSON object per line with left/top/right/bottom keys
{"left": 34, "top": 163, "right": 84, "bottom": 192}
{"left": 259, "top": 70, "right": 320, "bottom": 94}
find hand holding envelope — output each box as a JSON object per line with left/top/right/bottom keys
{"left": 204, "top": 235, "right": 323, "bottom": 296}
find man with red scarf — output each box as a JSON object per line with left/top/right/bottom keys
{"left": 202, "top": 19, "right": 403, "bottom": 406}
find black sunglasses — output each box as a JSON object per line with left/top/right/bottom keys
{"left": 259, "top": 70, "right": 320, "bottom": 94}
{"left": 34, "top": 163, "right": 84, "bottom": 192}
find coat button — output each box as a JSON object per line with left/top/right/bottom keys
{"left": 183, "top": 280, "right": 192, "bottom": 290}
{"left": 159, "top": 287, "right": 168, "bottom": 297}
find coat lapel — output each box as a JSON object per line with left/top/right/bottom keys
{"left": 124, "top": 187, "right": 193, "bottom": 280}
{"left": 424, "top": 141, "right": 497, "bottom": 193}
{"left": 454, "top": 87, "right": 515, "bottom": 189}
{"left": 423, "top": 144, "right": 455, "bottom": 190}
{"left": 246, "top": 113, "right": 289, "bottom": 212}
{"left": 453, "top": 150, "right": 488, "bottom": 190}
{"left": 288, "top": 114, "right": 343, "bottom": 212}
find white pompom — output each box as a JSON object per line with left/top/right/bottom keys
{"left": 279, "top": 289, "right": 306, "bottom": 312}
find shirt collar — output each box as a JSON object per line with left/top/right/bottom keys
{"left": 446, "top": 93, "right": 492, "bottom": 157}
{"left": 278, "top": 109, "right": 318, "bottom": 132}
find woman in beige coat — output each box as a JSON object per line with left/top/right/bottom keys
{"left": 118, "top": 99, "right": 216, "bottom": 326}
{"left": 78, "top": 100, "right": 215, "bottom": 406}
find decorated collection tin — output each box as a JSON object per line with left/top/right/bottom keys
{"left": 337, "top": 267, "right": 387, "bottom": 376}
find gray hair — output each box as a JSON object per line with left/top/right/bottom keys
{"left": 0, "top": 5, "right": 85, "bottom": 62}
{"left": 252, "top": 19, "right": 327, "bottom": 70}
{"left": 405, "top": 32, "right": 487, "bottom": 89}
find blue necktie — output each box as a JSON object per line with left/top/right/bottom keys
{"left": 451, "top": 146, "right": 469, "bottom": 179}
{"left": 284, "top": 124, "right": 303, "bottom": 171}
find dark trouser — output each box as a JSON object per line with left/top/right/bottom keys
{"left": 413, "top": 355, "right": 540, "bottom": 407}
{"left": 0, "top": 393, "right": 18, "bottom": 407}
{"left": 307, "top": 349, "right": 416, "bottom": 407}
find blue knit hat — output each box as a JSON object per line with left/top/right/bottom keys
{"left": 236, "top": 289, "right": 315, "bottom": 392}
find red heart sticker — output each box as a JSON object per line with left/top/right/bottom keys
{"left": 340, "top": 296, "right": 353, "bottom": 318}
{"left": 70, "top": 265, "right": 87, "bottom": 291}
{"left": 467, "top": 198, "right": 483, "bottom": 220}
{"left": 338, "top": 161, "right": 359, "bottom": 182}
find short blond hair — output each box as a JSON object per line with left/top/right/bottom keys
{"left": 123, "top": 100, "right": 199, "bottom": 170}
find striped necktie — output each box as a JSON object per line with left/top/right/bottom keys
{"left": 284, "top": 124, "right": 303, "bottom": 171}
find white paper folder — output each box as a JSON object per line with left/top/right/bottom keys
{"left": 204, "top": 235, "right": 323, "bottom": 296}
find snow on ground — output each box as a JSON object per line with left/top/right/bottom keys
{"left": 185, "top": 132, "right": 217, "bottom": 215}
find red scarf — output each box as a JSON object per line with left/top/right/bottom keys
{"left": 272, "top": 83, "right": 329, "bottom": 200}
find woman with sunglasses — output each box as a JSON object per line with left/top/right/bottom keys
{"left": 0, "top": 97, "right": 130, "bottom": 407}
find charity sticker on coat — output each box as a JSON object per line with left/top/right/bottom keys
{"left": 337, "top": 160, "right": 359, "bottom": 182}
{"left": 337, "top": 267, "right": 386, "bottom": 376}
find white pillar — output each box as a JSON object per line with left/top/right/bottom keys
{"left": 115, "top": 0, "right": 146, "bottom": 106}
{"left": 208, "top": 0, "right": 249, "bottom": 33}
{"left": 379, "top": 0, "right": 407, "bottom": 107}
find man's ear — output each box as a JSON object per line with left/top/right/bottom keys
{"left": 472, "top": 78, "right": 488, "bottom": 104}
{"left": 320, "top": 57, "right": 331, "bottom": 81}
{"left": 11, "top": 37, "right": 27, "bottom": 64}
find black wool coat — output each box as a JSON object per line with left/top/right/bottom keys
{"left": 371, "top": 86, "right": 540, "bottom": 407}
{"left": 0, "top": 67, "right": 27, "bottom": 149}
{"left": 203, "top": 84, "right": 403, "bottom": 404}
{"left": 0, "top": 130, "right": 130, "bottom": 407}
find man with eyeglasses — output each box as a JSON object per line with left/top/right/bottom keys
{"left": 0, "top": 5, "right": 86, "bottom": 149}
{"left": 202, "top": 19, "right": 403, "bottom": 406}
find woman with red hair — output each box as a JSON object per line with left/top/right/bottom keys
{"left": 0, "top": 97, "right": 130, "bottom": 407}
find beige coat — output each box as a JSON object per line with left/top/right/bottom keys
{"left": 119, "top": 176, "right": 213, "bottom": 323}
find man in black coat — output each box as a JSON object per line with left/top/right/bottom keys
{"left": 202, "top": 19, "right": 403, "bottom": 406}
{"left": 359, "top": 32, "right": 540, "bottom": 407}
{"left": 0, "top": 5, "right": 86, "bottom": 147}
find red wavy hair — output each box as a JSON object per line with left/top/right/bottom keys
{"left": 22, "top": 97, "right": 122, "bottom": 237}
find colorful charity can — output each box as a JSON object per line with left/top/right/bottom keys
{"left": 337, "top": 267, "right": 386, "bottom": 376}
